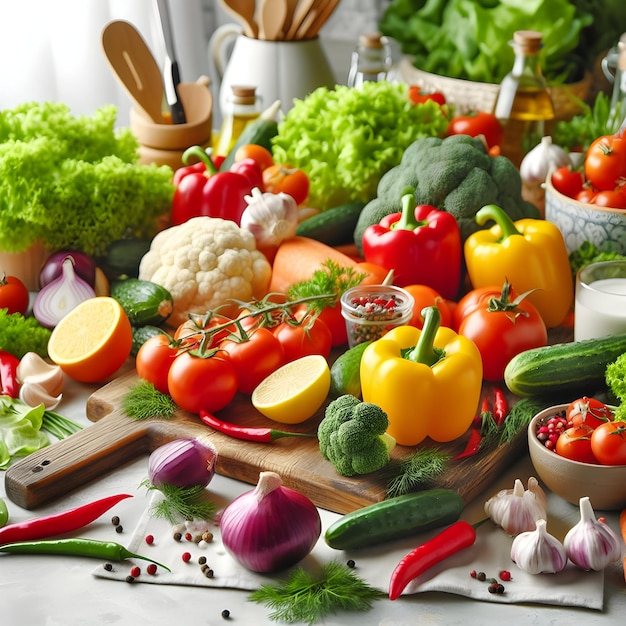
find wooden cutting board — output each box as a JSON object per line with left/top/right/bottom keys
{"left": 4, "top": 365, "right": 540, "bottom": 513}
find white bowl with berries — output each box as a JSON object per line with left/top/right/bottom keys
{"left": 527, "top": 397, "right": 626, "bottom": 510}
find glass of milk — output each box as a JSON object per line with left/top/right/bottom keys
{"left": 575, "top": 260, "right": 626, "bottom": 341}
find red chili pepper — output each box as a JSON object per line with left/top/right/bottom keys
{"left": 170, "top": 146, "right": 262, "bottom": 226}
{"left": 389, "top": 520, "right": 477, "bottom": 600}
{"left": 453, "top": 396, "right": 491, "bottom": 460}
{"left": 199, "top": 409, "right": 315, "bottom": 442}
{"left": 493, "top": 387, "right": 509, "bottom": 428}
{"left": 361, "top": 187, "right": 462, "bottom": 298}
{"left": 0, "top": 349, "right": 20, "bottom": 398}
{"left": 0, "top": 493, "right": 132, "bottom": 545}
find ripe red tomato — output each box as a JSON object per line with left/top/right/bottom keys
{"left": 403, "top": 284, "right": 453, "bottom": 329}
{"left": 456, "top": 284, "right": 547, "bottom": 381}
{"left": 452, "top": 285, "right": 502, "bottom": 331}
{"left": 408, "top": 85, "right": 446, "bottom": 106}
{"left": 576, "top": 187, "right": 596, "bottom": 204}
{"left": 566, "top": 397, "right": 613, "bottom": 430}
{"left": 0, "top": 274, "right": 29, "bottom": 315}
{"left": 273, "top": 313, "right": 332, "bottom": 362}
{"left": 584, "top": 133, "right": 626, "bottom": 191}
{"left": 550, "top": 166, "right": 584, "bottom": 199}
{"left": 167, "top": 351, "right": 238, "bottom": 414}
{"left": 590, "top": 421, "right": 626, "bottom": 465}
{"left": 174, "top": 313, "right": 232, "bottom": 350}
{"left": 555, "top": 424, "right": 598, "bottom": 464}
{"left": 446, "top": 111, "right": 504, "bottom": 149}
{"left": 135, "top": 334, "right": 180, "bottom": 395}
{"left": 262, "top": 164, "right": 310, "bottom": 205}
{"left": 234, "top": 144, "right": 274, "bottom": 171}
{"left": 592, "top": 188, "right": 626, "bottom": 209}
{"left": 220, "top": 327, "right": 286, "bottom": 394}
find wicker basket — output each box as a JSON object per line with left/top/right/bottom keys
{"left": 398, "top": 57, "right": 592, "bottom": 120}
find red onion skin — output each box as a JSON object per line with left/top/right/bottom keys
{"left": 220, "top": 472, "right": 321, "bottom": 573}
{"left": 39, "top": 250, "right": 97, "bottom": 288}
{"left": 148, "top": 438, "right": 217, "bottom": 489}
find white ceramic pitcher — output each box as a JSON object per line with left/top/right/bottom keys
{"left": 208, "top": 24, "right": 336, "bottom": 117}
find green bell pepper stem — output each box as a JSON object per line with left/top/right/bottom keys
{"left": 181, "top": 145, "right": 218, "bottom": 175}
{"left": 391, "top": 186, "right": 426, "bottom": 231}
{"left": 404, "top": 306, "right": 445, "bottom": 366}
{"left": 0, "top": 538, "right": 171, "bottom": 571}
{"left": 474, "top": 204, "right": 522, "bottom": 240}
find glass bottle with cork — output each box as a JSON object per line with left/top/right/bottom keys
{"left": 492, "top": 30, "right": 555, "bottom": 167}
{"left": 347, "top": 33, "right": 392, "bottom": 88}
{"left": 215, "top": 85, "right": 262, "bottom": 157}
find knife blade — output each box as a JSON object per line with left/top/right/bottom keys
{"left": 154, "top": 0, "right": 186, "bottom": 124}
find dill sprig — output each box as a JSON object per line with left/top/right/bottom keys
{"left": 122, "top": 381, "right": 177, "bottom": 420}
{"left": 498, "top": 397, "right": 551, "bottom": 445}
{"left": 248, "top": 561, "right": 385, "bottom": 624}
{"left": 141, "top": 480, "right": 216, "bottom": 524}
{"left": 385, "top": 447, "right": 451, "bottom": 499}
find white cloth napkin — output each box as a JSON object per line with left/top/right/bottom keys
{"left": 92, "top": 490, "right": 604, "bottom": 610}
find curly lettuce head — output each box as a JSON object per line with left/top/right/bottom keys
{"left": 271, "top": 82, "right": 449, "bottom": 211}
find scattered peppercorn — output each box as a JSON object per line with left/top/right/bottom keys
{"left": 111, "top": 516, "right": 120, "bottom": 526}
{"left": 469, "top": 569, "right": 477, "bottom": 579}
{"left": 476, "top": 571, "right": 486, "bottom": 581}
{"left": 221, "top": 609, "right": 230, "bottom": 619}
{"left": 173, "top": 532, "right": 183, "bottom": 541}
{"left": 130, "top": 566, "right": 141, "bottom": 578}
{"left": 185, "top": 532, "right": 193, "bottom": 541}
{"left": 202, "top": 531, "right": 214, "bottom": 543}
{"left": 198, "top": 556, "right": 207, "bottom": 565}
{"left": 125, "top": 575, "right": 135, "bottom": 583}
{"left": 115, "top": 525, "right": 123, "bottom": 534}
{"left": 103, "top": 562, "right": 113, "bottom": 571}
{"left": 147, "top": 563, "right": 158, "bottom": 576}
{"left": 145, "top": 534, "right": 154, "bottom": 545}
{"left": 203, "top": 567, "right": 214, "bottom": 578}
{"left": 499, "top": 570, "right": 511, "bottom": 581}
{"left": 182, "top": 551, "right": 192, "bottom": 563}
{"left": 346, "top": 559, "right": 356, "bottom": 568}
{"left": 487, "top": 577, "right": 497, "bottom": 584}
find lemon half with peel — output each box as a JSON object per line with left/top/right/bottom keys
{"left": 251, "top": 355, "right": 331, "bottom": 424}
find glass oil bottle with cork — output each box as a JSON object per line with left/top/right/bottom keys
{"left": 214, "top": 85, "right": 262, "bottom": 158}
{"left": 492, "top": 30, "right": 555, "bottom": 167}
{"left": 347, "top": 33, "right": 392, "bottom": 88}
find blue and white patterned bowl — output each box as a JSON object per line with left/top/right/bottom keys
{"left": 545, "top": 177, "right": 626, "bottom": 255}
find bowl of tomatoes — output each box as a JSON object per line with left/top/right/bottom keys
{"left": 528, "top": 398, "right": 626, "bottom": 511}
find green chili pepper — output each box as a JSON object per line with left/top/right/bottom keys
{"left": 0, "top": 498, "right": 8, "bottom": 528}
{"left": 0, "top": 537, "right": 171, "bottom": 571}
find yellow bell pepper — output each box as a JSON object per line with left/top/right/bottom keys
{"left": 464, "top": 204, "right": 573, "bottom": 328}
{"left": 360, "top": 307, "right": 483, "bottom": 446}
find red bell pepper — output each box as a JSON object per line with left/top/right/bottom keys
{"left": 0, "top": 349, "right": 20, "bottom": 398}
{"left": 361, "top": 188, "right": 462, "bottom": 299}
{"left": 171, "top": 146, "right": 263, "bottom": 226}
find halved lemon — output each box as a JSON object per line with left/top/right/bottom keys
{"left": 48, "top": 296, "right": 133, "bottom": 383}
{"left": 251, "top": 354, "right": 331, "bottom": 424}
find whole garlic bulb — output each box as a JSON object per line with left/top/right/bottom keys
{"left": 510, "top": 518, "right": 568, "bottom": 574}
{"left": 520, "top": 136, "right": 572, "bottom": 184}
{"left": 484, "top": 477, "right": 548, "bottom": 536}
{"left": 564, "top": 497, "right": 622, "bottom": 571}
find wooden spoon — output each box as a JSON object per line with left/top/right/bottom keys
{"left": 281, "top": 0, "right": 299, "bottom": 38}
{"left": 302, "top": 0, "right": 341, "bottom": 39}
{"left": 101, "top": 20, "right": 165, "bottom": 123}
{"left": 258, "top": 0, "right": 288, "bottom": 40}
{"left": 219, "top": 0, "right": 258, "bottom": 39}
{"left": 285, "top": 0, "right": 322, "bottom": 40}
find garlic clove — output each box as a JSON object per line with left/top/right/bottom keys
{"left": 17, "top": 352, "right": 65, "bottom": 397}
{"left": 19, "top": 381, "right": 63, "bottom": 410}
{"left": 510, "top": 518, "right": 568, "bottom": 575}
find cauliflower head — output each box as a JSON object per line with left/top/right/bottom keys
{"left": 139, "top": 216, "right": 272, "bottom": 327}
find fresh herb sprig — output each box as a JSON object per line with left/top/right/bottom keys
{"left": 385, "top": 448, "right": 451, "bottom": 499}
{"left": 249, "top": 561, "right": 385, "bottom": 625}
{"left": 141, "top": 481, "right": 216, "bottom": 524}
{"left": 122, "top": 381, "right": 177, "bottom": 420}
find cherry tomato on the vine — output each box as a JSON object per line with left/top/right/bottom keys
{"left": 220, "top": 327, "right": 286, "bottom": 394}
{"left": 590, "top": 421, "right": 626, "bottom": 465}
{"left": 262, "top": 164, "right": 310, "bottom": 205}
{"left": 135, "top": 334, "right": 180, "bottom": 395}
{"left": 167, "top": 351, "right": 238, "bottom": 414}
{"left": 174, "top": 313, "right": 232, "bottom": 350}
{"left": 273, "top": 312, "right": 332, "bottom": 363}
{"left": 555, "top": 424, "right": 598, "bottom": 464}
{"left": 0, "top": 273, "right": 29, "bottom": 315}
{"left": 566, "top": 397, "right": 613, "bottom": 430}
{"left": 551, "top": 166, "right": 584, "bottom": 199}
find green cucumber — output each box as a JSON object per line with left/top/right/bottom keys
{"left": 330, "top": 341, "right": 371, "bottom": 398}
{"left": 131, "top": 325, "right": 165, "bottom": 357}
{"left": 219, "top": 100, "right": 281, "bottom": 172}
{"left": 296, "top": 201, "right": 365, "bottom": 246}
{"left": 111, "top": 279, "right": 174, "bottom": 326}
{"left": 101, "top": 238, "right": 152, "bottom": 280}
{"left": 324, "top": 488, "right": 464, "bottom": 550}
{"left": 504, "top": 332, "right": 626, "bottom": 397}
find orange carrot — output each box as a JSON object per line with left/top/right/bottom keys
{"left": 620, "top": 508, "right": 626, "bottom": 581}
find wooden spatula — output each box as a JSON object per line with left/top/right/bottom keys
{"left": 220, "top": 0, "right": 258, "bottom": 38}
{"left": 258, "top": 0, "right": 288, "bottom": 40}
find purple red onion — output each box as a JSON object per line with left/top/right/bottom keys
{"left": 148, "top": 438, "right": 218, "bottom": 489}
{"left": 39, "top": 250, "right": 97, "bottom": 288}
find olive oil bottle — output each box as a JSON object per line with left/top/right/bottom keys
{"left": 215, "top": 85, "right": 261, "bottom": 158}
{"left": 492, "top": 30, "right": 555, "bottom": 167}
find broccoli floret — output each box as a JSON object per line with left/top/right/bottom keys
{"left": 605, "top": 353, "right": 626, "bottom": 421}
{"left": 353, "top": 134, "right": 540, "bottom": 251}
{"left": 318, "top": 394, "right": 396, "bottom": 477}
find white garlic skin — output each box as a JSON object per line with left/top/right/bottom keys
{"left": 510, "top": 518, "right": 568, "bottom": 575}
{"left": 520, "top": 136, "right": 572, "bottom": 184}
{"left": 484, "top": 477, "right": 548, "bottom": 536}
{"left": 564, "top": 497, "right": 623, "bottom": 571}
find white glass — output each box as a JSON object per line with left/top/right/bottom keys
{"left": 574, "top": 260, "right": 626, "bottom": 341}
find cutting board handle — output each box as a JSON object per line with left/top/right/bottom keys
{"left": 4, "top": 412, "right": 151, "bottom": 510}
